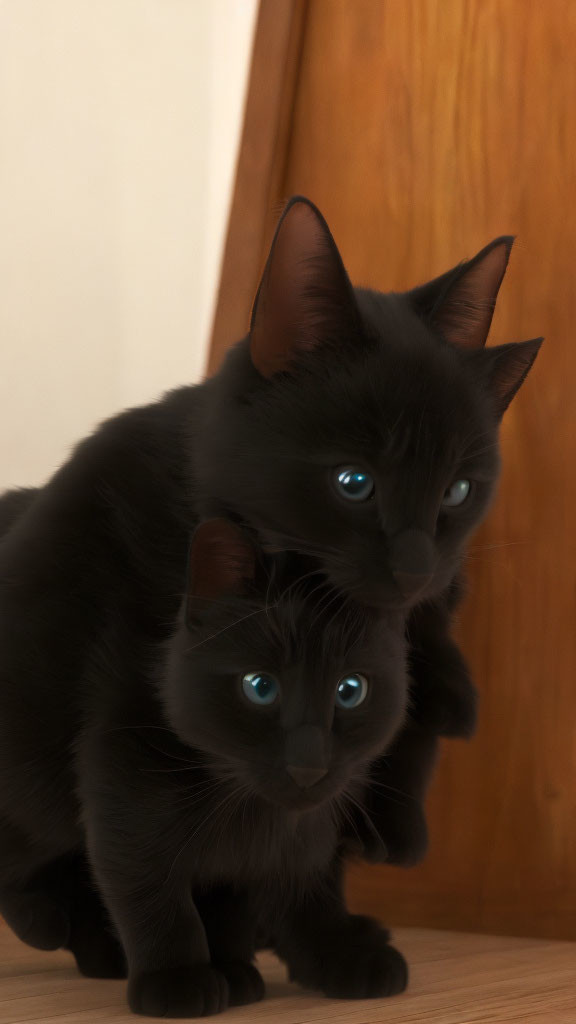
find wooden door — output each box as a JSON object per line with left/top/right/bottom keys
{"left": 211, "top": 0, "right": 576, "bottom": 940}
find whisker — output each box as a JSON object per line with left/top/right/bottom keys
{"left": 342, "top": 791, "right": 387, "bottom": 850}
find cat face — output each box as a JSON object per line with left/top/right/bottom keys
{"left": 163, "top": 521, "right": 407, "bottom": 812}
{"left": 198, "top": 198, "right": 542, "bottom": 609}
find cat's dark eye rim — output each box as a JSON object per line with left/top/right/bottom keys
{"left": 332, "top": 466, "right": 376, "bottom": 504}
{"left": 240, "top": 671, "right": 280, "bottom": 708}
{"left": 335, "top": 672, "right": 369, "bottom": 710}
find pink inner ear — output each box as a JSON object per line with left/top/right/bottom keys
{"left": 250, "top": 198, "right": 358, "bottom": 378}
{"left": 435, "top": 240, "right": 512, "bottom": 351}
{"left": 251, "top": 202, "right": 330, "bottom": 377}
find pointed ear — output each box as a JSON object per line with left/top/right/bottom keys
{"left": 187, "top": 519, "right": 256, "bottom": 612}
{"left": 483, "top": 338, "right": 543, "bottom": 417}
{"left": 250, "top": 196, "right": 361, "bottom": 377}
{"left": 410, "top": 236, "right": 515, "bottom": 350}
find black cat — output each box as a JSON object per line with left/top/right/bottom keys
{"left": 198, "top": 197, "right": 540, "bottom": 617}
{"left": 1, "top": 515, "right": 410, "bottom": 1014}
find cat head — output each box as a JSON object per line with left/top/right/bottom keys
{"left": 198, "top": 197, "right": 542, "bottom": 609}
{"left": 163, "top": 519, "right": 407, "bottom": 812}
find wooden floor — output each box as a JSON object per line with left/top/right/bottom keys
{"left": 0, "top": 922, "right": 575, "bottom": 1023}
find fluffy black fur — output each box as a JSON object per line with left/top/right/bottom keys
{"left": 0, "top": 197, "right": 541, "bottom": 1015}
{"left": 194, "top": 198, "right": 540, "bottom": 858}
{"left": 0, "top": 509, "right": 410, "bottom": 1013}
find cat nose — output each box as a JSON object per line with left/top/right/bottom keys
{"left": 392, "top": 569, "right": 434, "bottom": 598}
{"left": 285, "top": 725, "right": 329, "bottom": 789}
{"left": 388, "top": 528, "right": 436, "bottom": 598}
{"left": 286, "top": 764, "right": 328, "bottom": 789}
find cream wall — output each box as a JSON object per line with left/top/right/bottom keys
{"left": 0, "top": 0, "right": 257, "bottom": 489}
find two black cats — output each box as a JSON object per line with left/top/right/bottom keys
{"left": 195, "top": 197, "right": 541, "bottom": 856}
{"left": 0, "top": 197, "right": 541, "bottom": 1016}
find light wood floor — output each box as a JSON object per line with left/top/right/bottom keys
{"left": 1, "top": 922, "right": 575, "bottom": 1023}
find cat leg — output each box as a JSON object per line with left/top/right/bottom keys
{"left": 0, "top": 818, "right": 72, "bottom": 951}
{"left": 86, "top": 855, "right": 227, "bottom": 1017}
{"left": 0, "top": 823, "right": 125, "bottom": 975}
{"left": 64, "top": 853, "right": 127, "bottom": 979}
{"left": 347, "top": 577, "right": 475, "bottom": 866}
{"left": 274, "top": 860, "right": 407, "bottom": 1000}
{"left": 407, "top": 577, "right": 477, "bottom": 738}
{"left": 81, "top": 731, "right": 229, "bottom": 1018}
{"left": 351, "top": 721, "right": 438, "bottom": 866}
{"left": 195, "top": 884, "right": 265, "bottom": 1007}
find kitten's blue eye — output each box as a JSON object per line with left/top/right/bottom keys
{"left": 441, "top": 479, "right": 471, "bottom": 508}
{"left": 334, "top": 467, "right": 375, "bottom": 502}
{"left": 242, "top": 672, "right": 279, "bottom": 706}
{"left": 335, "top": 673, "right": 368, "bottom": 709}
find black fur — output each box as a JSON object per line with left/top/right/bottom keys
{"left": 0, "top": 502, "right": 410, "bottom": 1011}
{"left": 194, "top": 198, "right": 540, "bottom": 859}
{"left": 0, "top": 197, "right": 541, "bottom": 1015}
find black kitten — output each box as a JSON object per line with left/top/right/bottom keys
{"left": 0, "top": 516, "right": 410, "bottom": 1015}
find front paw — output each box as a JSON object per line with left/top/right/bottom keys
{"left": 216, "top": 960, "right": 265, "bottom": 1006}
{"left": 128, "top": 965, "right": 229, "bottom": 1018}
{"left": 0, "top": 890, "right": 70, "bottom": 951}
{"left": 287, "top": 915, "right": 407, "bottom": 999}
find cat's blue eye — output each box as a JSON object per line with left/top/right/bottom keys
{"left": 334, "top": 467, "right": 375, "bottom": 502}
{"left": 335, "top": 673, "right": 368, "bottom": 709}
{"left": 241, "top": 672, "right": 279, "bottom": 707}
{"left": 441, "top": 479, "right": 471, "bottom": 508}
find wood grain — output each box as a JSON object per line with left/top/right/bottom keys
{"left": 1, "top": 923, "right": 575, "bottom": 1023}
{"left": 207, "top": 0, "right": 308, "bottom": 375}
{"left": 279, "top": 0, "right": 576, "bottom": 939}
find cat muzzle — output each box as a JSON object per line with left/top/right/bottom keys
{"left": 285, "top": 725, "right": 329, "bottom": 789}
{"left": 388, "top": 528, "right": 436, "bottom": 598}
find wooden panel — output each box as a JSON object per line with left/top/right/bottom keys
{"left": 279, "top": 0, "right": 576, "bottom": 939}
{"left": 207, "top": 0, "right": 308, "bottom": 375}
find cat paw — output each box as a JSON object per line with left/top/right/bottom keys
{"left": 128, "top": 965, "right": 229, "bottom": 1018}
{"left": 287, "top": 915, "right": 408, "bottom": 1000}
{"left": 0, "top": 891, "right": 70, "bottom": 951}
{"left": 216, "top": 960, "right": 265, "bottom": 1006}
{"left": 340, "top": 830, "right": 388, "bottom": 863}
{"left": 70, "top": 931, "right": 127, "bottom": 979}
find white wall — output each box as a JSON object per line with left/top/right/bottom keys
{"left": 0, "top": 0, "right": 257, "bottom": 489}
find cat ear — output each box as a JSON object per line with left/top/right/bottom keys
{"left": 410, "top": 236, "right": 515, "bottom": 350}
{"left": 482, "top": 337, "right": 543, "bottom": 417}
{"left": 250, "top": 196, "right": 361, "bottom": 377}
{"left": 187, "top": 519, "right": 256, "bottom": 607}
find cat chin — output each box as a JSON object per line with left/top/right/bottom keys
{"left": 328, "top": 567, "right": 459, "bottom": 611}
{"left": 325, "top": 578, "right": 417, "bottom": 611}
{"left": 252, "top": 779, "right": 341, "bottom": 815}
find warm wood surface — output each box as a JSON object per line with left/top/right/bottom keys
{"left": 1, "top": 923, "right": 575, "bottom": 1023}
{"left": 212, "top": 0, "right": 576, "bottom": 939}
